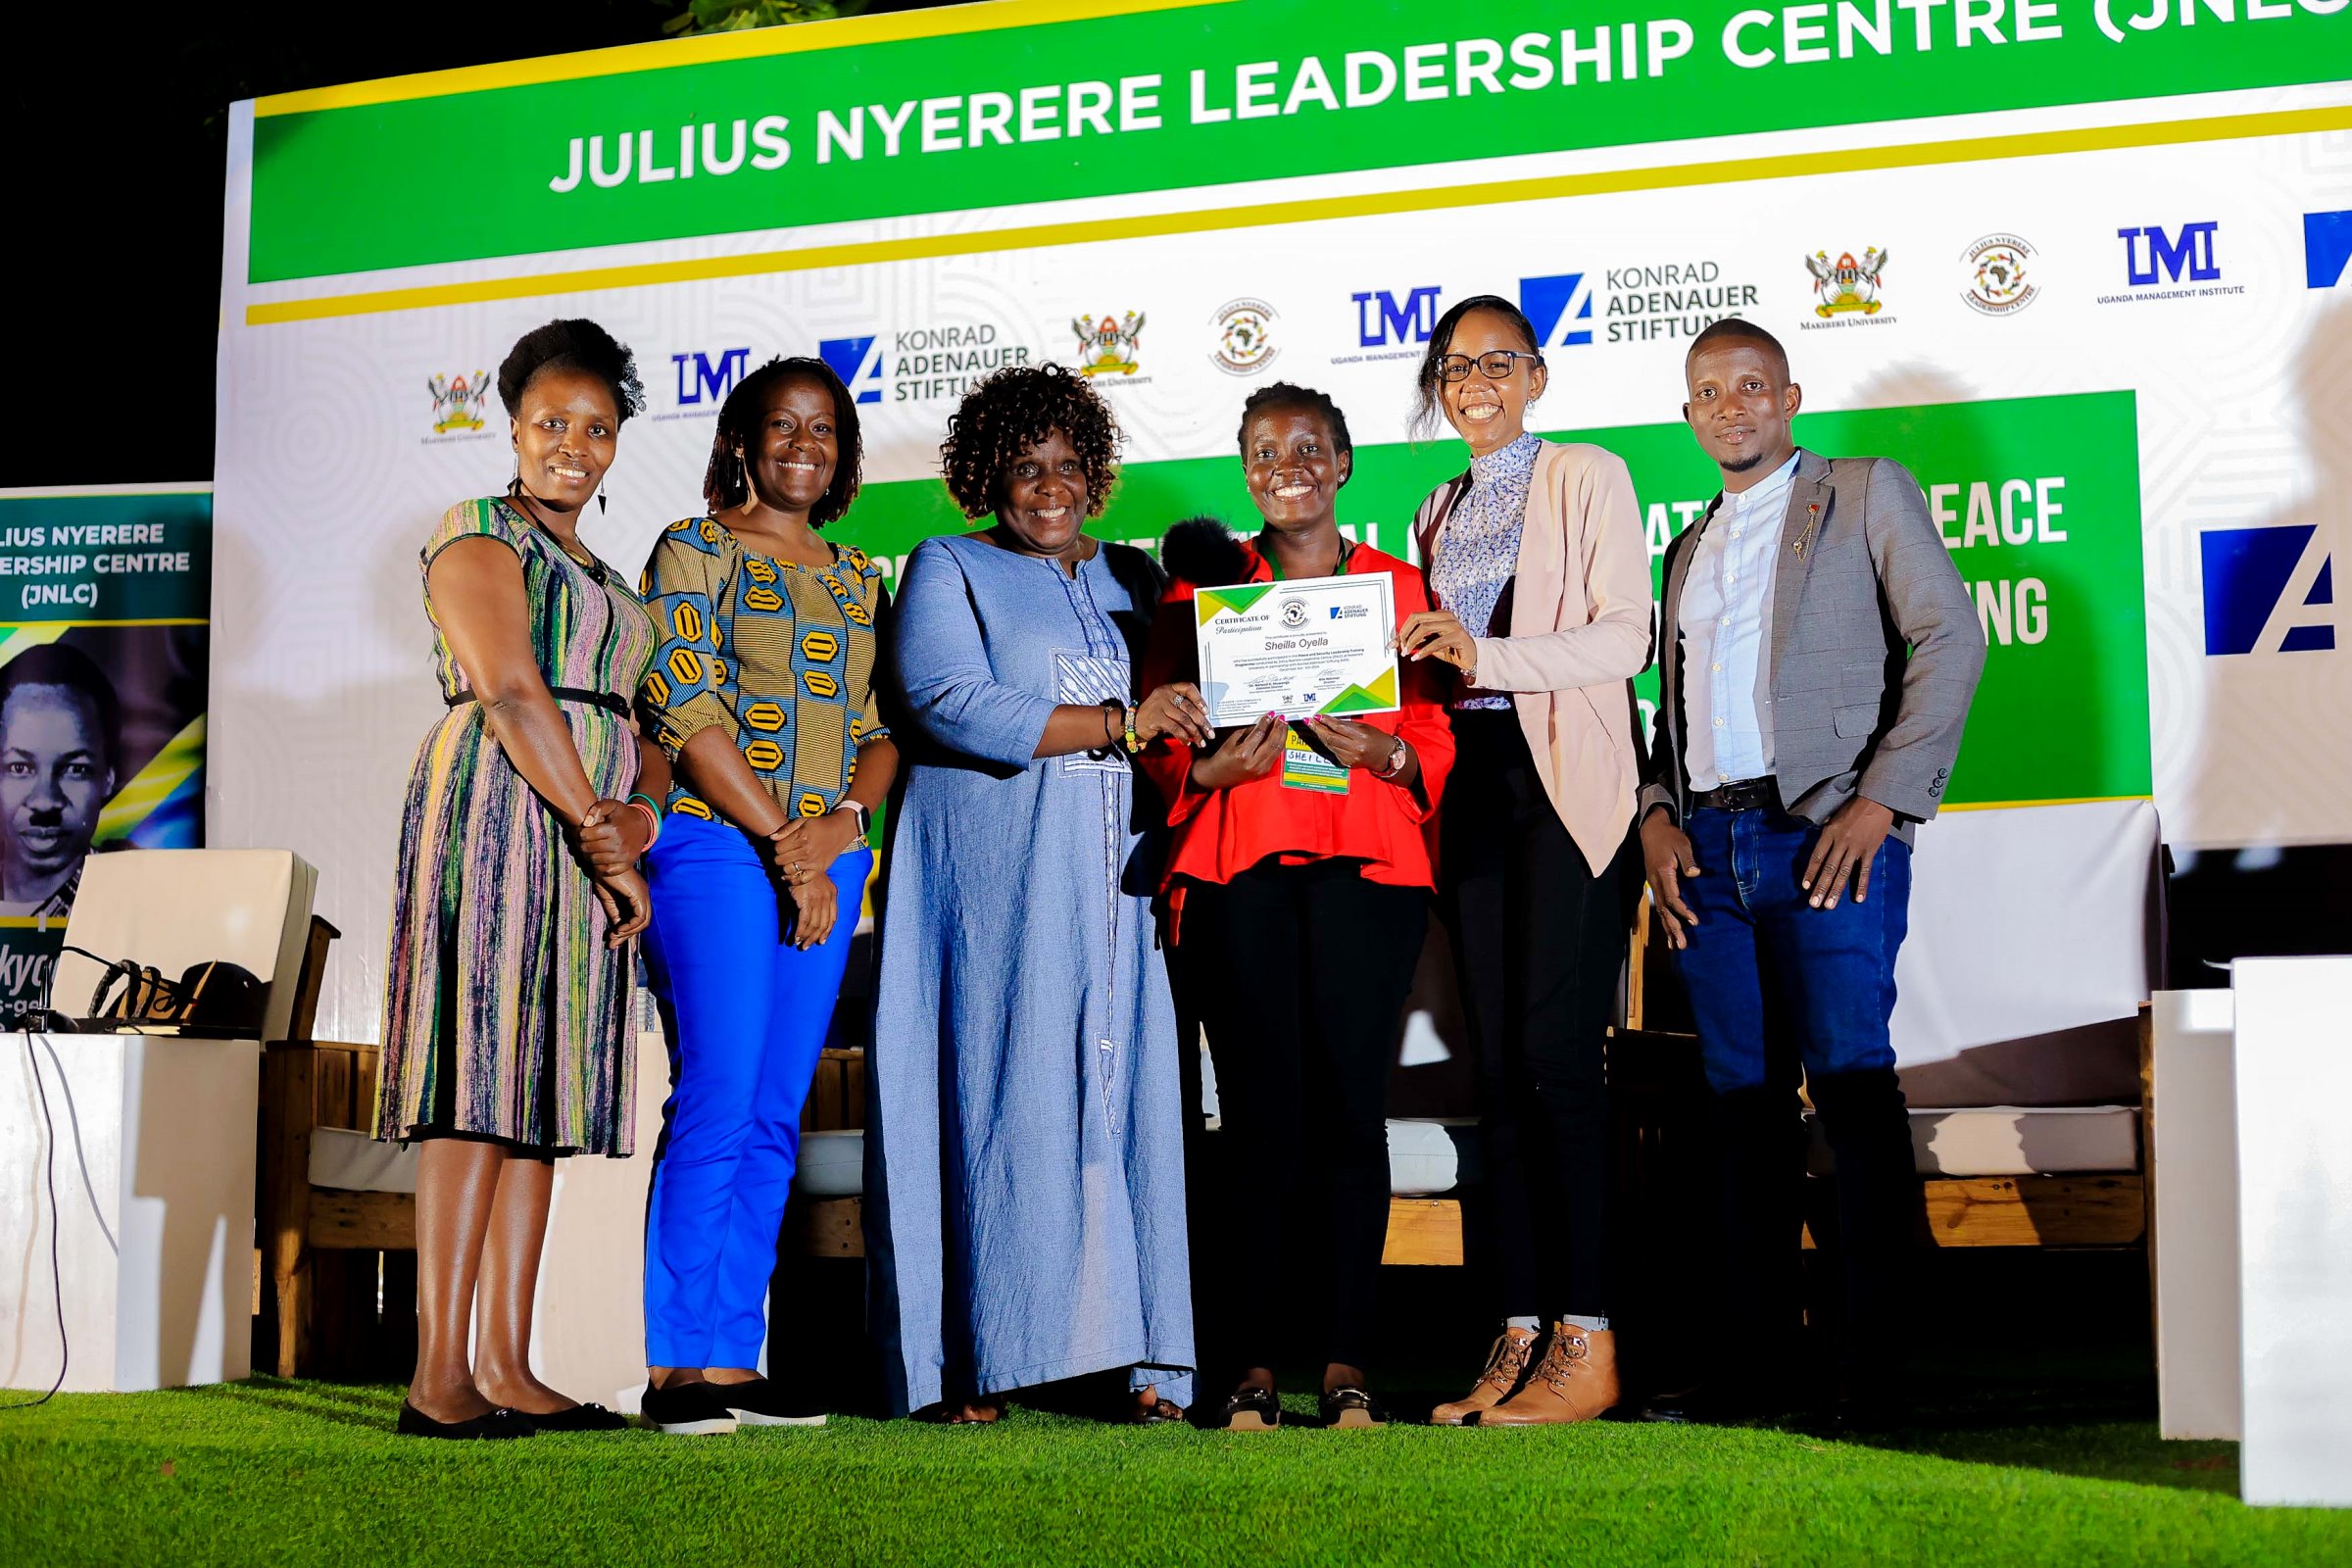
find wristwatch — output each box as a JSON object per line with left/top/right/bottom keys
{"left": 834, "top": 801, "right": 871, "bottom": 838}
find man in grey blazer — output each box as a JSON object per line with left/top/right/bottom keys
{"left": 1635, "top": 318, "right": 1984, "bottom": 1427}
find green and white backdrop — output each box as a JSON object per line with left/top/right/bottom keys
{"left": 213, "top": 0, "right": 2352, "bottom": 1103}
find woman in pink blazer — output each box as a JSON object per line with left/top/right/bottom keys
{"left": 1396, "top": 294, "right": 1653, "bottom": 1428}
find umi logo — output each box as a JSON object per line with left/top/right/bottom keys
{"left": 2202, "top": 524, "right": 2332, "bottom": 656}
{"left": 2119, "top": 222, "right": 2219, "bottom": 287}
{"left": 819, "top": 336, "right": 884, "bottom": 405}
{"left": 1520, "top": 273, "right": 1594, "bottom": 348}
{"left": 672, "top": 348, "right": 750, "bottom": 407}
{"left": 2305, "top": 211, "right": 2352, "bottom": 290}
{"left": 1352, "top": 287, "right": 1442, "bottom": 348}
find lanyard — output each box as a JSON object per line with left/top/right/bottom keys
{"left": 1259, "top": 533, "right": 1356, "bottom": 582}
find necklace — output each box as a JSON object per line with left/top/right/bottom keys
{"left": 506, "top": 490, "right": 606, "bottom": 581}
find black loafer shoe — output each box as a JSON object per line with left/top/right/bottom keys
{"left": 710, "top": 1377, "right": 829, "bottom": 1428}
{"left": 642, "top": 1381, "right": 740, "bottom": 1436}
{"left": 1317, "top": 1386, "right": 1386, "bottom": 1429}
{"left": 527, "top": 1401, "right": 629, "bottom": 1433}
{"left": 397, "top": 1401, "right": 536, "bottom": 1440}
{"left": 1214, "top": 1386, "right": 1281, "bottom": 1432}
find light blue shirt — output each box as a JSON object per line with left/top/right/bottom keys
{"left": 1679, "top": 451, "right": 1799, "bottom": 789}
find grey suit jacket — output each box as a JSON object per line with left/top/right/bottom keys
{"left": 1637, "top": 448, "right": 1985, "bottom": 843}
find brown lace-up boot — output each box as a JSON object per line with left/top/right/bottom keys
{"left": 1429, "top": 1326, "right": 1538, "bottom": 1427}
{"left": 1480, "top": 1323, "right": 1620, "bottom": 1426}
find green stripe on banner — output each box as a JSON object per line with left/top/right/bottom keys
{"left": 825, "top": 388, "right": 2151, "bottom": 811}
{"left": 247, "top": 0, "right": 2351, "bottom": 283}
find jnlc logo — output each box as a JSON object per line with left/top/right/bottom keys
{"left": 1520, "top": 274, "right": 1594, "bottom": 349}
{"left": 1352, "top": 287, "right": 1443, "bottom": 349}
{"left": 672, "top": 348, "right": 750, "bottom": 407}
{"left": 819, "top": 336, "right": 885, "bottom": 406}
{"left": 2201, "top": 524, "right": 2333, "bottom": 656}
{"left": 2305, "top": 211, "right": 2352, "bottom": 289}
{"left": 2119, "top": 222, "right": 2219, "bottom": 287}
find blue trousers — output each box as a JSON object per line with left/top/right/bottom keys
{"left": 1673, "top": 803, "right": 1919, "bottom": 1373}
{"left": 641, "top": 812, "right": 871, "bottom": 1370}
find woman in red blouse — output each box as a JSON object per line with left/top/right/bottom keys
{"left": 1141, "top": 382, "right": 1453, "bottom": 1430}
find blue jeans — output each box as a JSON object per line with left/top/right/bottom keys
{"left": 641, "top": 812, "right": 872, "bottom": 1370}
{"left": 1675, "top": 806, "right": 1910, "bottom": 1094}
{"left": 1672, "top": 804, "right": 1918, "bottom": 1375}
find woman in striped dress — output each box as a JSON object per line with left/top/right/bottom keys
{"left": 374, "top": 318, "right": 662, "bottom": 1440}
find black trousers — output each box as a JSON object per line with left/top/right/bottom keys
{"left": 1176, "top": 858, "right": 1428, "bottom": 1373}
{"left": 1438, "top": 710, "right": 1628, "bottom": 1324}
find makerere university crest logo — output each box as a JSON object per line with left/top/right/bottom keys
{"left": 1073, "top": 313, "right": 1144, "bottom": 377}
{"left": 1807, "top": 247, "right": 1887, "bottom": 318}
{"left": 428, "top": 370, "right": 490, "bottom": 434}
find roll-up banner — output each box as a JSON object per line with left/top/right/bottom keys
{"left": 0, "top": 485, "right": 211, "bottom": 1020}
{"left": 213, "top": 0, "right": 2350, "bottom": 1054}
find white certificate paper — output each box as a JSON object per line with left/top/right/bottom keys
{"left": 1193, "top": 571, "right": 1400, "bottom": 729}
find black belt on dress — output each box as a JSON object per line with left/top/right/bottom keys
{"left": 446, "top": 686, "right": 631, "bottom": 718}
{"left": 1689, "top": 777, "right": 1777, "bottom": 812}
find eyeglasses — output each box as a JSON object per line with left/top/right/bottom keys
{"left": 1436, "top": 350, "right": 1544, "bottom": 383}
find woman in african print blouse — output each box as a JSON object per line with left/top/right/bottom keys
{"left": 632, "top": 355, "right": 898, "bottom": 1435}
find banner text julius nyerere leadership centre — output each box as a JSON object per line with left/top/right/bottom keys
{"left": 542, "top": 1, "right": 2342, "bottom": 191}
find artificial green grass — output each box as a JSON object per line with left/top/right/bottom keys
{"left": 3, "top": 1381, "right": 2348, "bottom": 1567}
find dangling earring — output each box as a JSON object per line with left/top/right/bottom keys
{"left": 598, "top": 488, "right": 610, "bottom": 514}
{"left": 737, "top": 451, "right": 752, "bottom": 503}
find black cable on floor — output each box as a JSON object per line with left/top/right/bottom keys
{"left": 1, "top": 1028, "right": 69, "bottom": 1409}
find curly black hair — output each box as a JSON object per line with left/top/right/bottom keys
{"left": 497, "top": 318, "right": 646, "bottom": 425}
{"left": 1235, "top": 381, "right": 1354, "bottom": 483}
{"left": 939, "top": 363, "right": 1121, "bottom": 520}
{"left": 701, "top": 356, "right": 863, "bottom": 527}
{"left": 1409, "top": 294, "right": 1542, "bottom": 440}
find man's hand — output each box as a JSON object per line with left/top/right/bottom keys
{"left": 1802, "top": 797, "right": 1896, "bottom": 909}
{"left": 1640, "top": 807, "right": 1701, "bottom": 951}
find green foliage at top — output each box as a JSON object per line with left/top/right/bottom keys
{"left": 665, "top": 0, "right": 870, "bottom": 33}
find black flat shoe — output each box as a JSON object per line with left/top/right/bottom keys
{"left": 396, "top": 1401, "right": 536, "bottom": 1440}
{"left": 710, "top": 1377, "right": 829, "bottom": 1428}
{"left": 642, "top": 1381, "right": 740, "bottom": 1436}
{"left": 1317, "top": 1386, "right": 1386, "bottom": 1429}
{"left": 1214, "top": 1386, "right": 1280, "bottom": 1432}
{"left": 525, "top": 1401, "right": 629, "bottom": 1433}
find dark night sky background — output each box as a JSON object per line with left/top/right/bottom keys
{"left": 2, "top": 2, "right": 948, "bottom": 489}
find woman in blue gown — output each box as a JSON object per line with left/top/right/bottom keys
{"left": 866, "top": 364, "right": 1213, "bottom": 1423}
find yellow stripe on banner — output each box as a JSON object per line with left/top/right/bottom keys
{"left": 253, "top": 0, "right": 1235, "bottom": 117}
{"left": 1936, "top": 795, "right": 2154, "bottom": 813}
{"left": 0, "top": 618, "right": 209, "bottom": 630}
{"left": 244, "top": 104, "right": 2352, "bottom": 327}
{"left": 0, "top": 626, "right": 70, "bottom": 666}
{"left": 95, "top": 715, "right": 206, "bottom": 843}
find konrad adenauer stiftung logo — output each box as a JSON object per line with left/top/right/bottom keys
{"left": 1960, "top": 234, "right": 2038, "bottom": 317}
